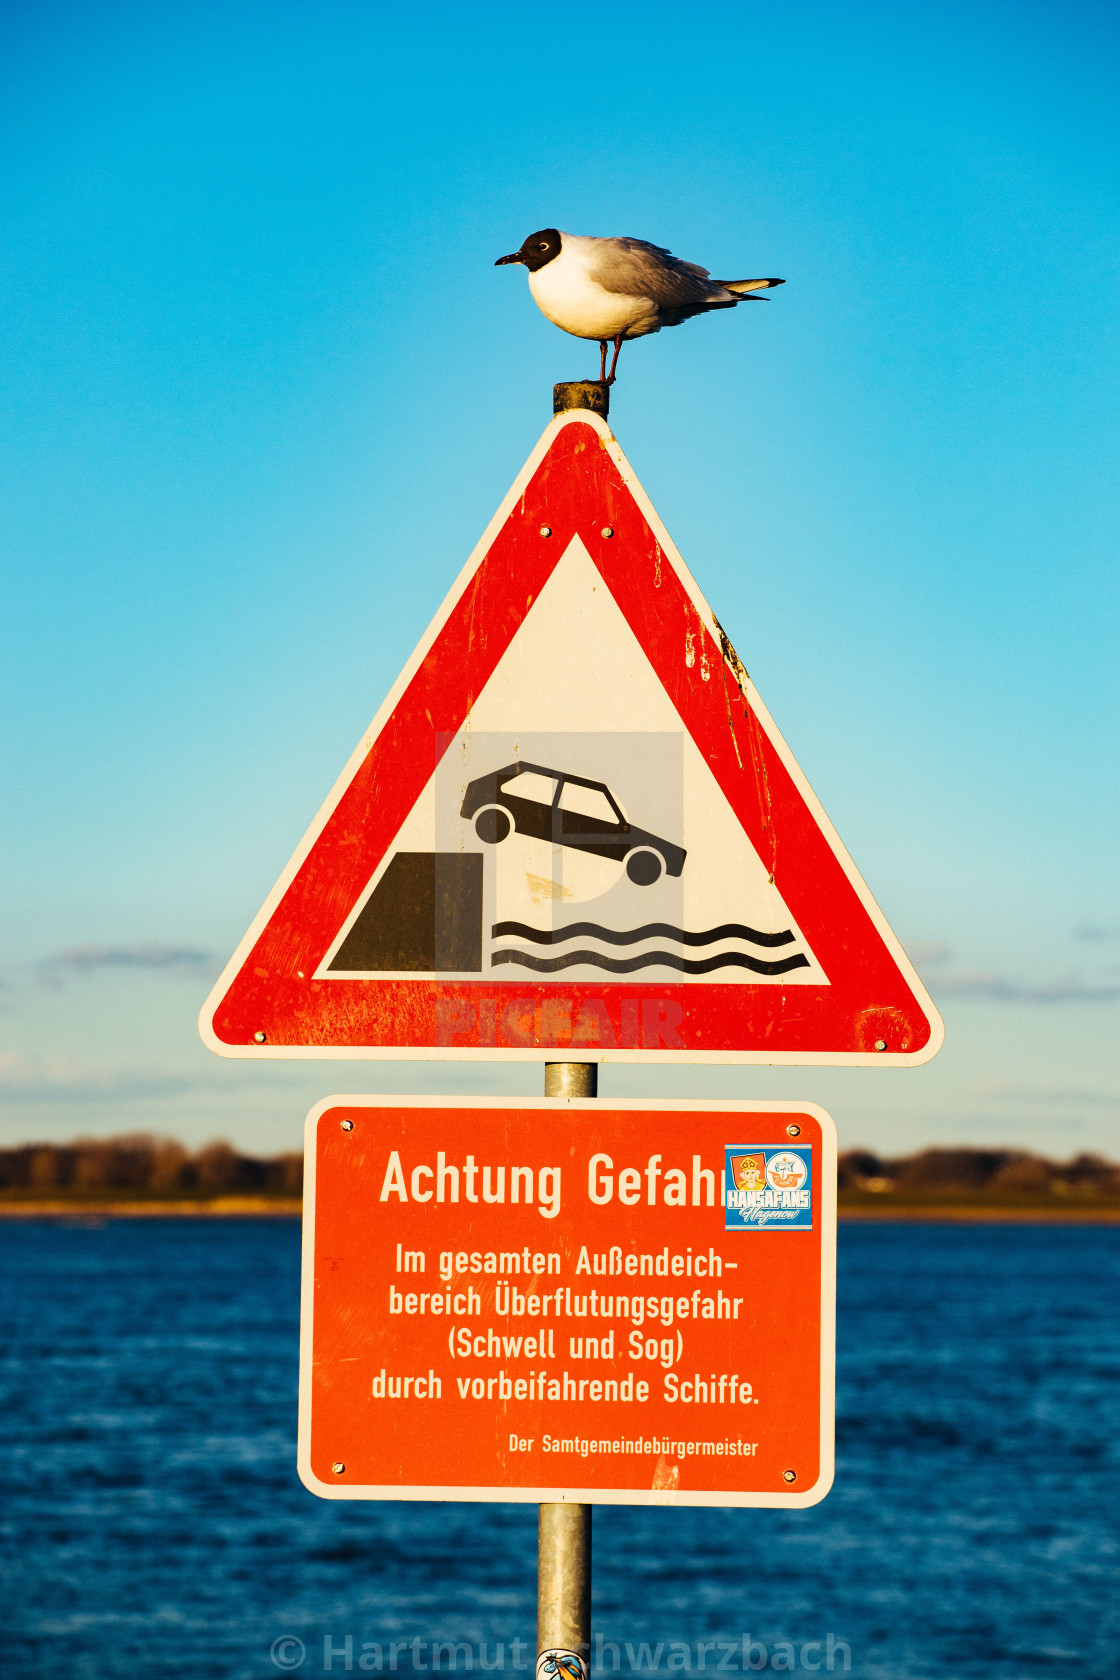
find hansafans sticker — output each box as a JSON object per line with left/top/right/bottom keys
{"left": 725, "top": 1146, "right": 813, "bottom": 1231}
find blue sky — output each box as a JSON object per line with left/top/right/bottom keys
{"left": 1, "top": 0, "right": 1117, "bottom": 1157}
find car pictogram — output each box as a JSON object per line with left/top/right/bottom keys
{"left": 460, "top": 762, "right": 686, "bottom": 886}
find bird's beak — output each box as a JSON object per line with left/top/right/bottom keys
{"left": 494, "top": 252, "right": 523, "bottom": 266}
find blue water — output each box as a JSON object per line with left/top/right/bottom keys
{"left": 1, "top": 1220, "right": 1117, "bottom": 1678}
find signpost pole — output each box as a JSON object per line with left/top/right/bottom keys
{"left": 538, "top": 1061, "right": 596, "bottom": 1680}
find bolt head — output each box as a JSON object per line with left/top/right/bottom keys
{"left": 331, "top": 1461, "right": 345, "bottom": 1475}
{"left": 874, "top": 1039, "right": 888, "bottom": 1052}
{"left": 601, "top": 525, "right": 614, "bottom": 538}
{"left": 252, "top": 1030, "right": 267, "bottom": 1044}
{"left": 786, "top": 1123, "right": 801, "bottom": 1138}
{"left": 341, "top": 1119, "right": 354, "bottom": 1132}
{"left": 539, "top": 525, "right": 552, "bottom": 538}
{"left": 782, "top": 1469, "right": 797, "bottom": 1483}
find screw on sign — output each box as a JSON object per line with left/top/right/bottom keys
{"left": 297, "top": 1096, "right": 836, "bottom": 1507}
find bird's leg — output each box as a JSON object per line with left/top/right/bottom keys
{"left": 599, "top": 340, "right": 609, "bottom": 382}
{"left": 606, "top": 332, "right": 626, "bottom": 384}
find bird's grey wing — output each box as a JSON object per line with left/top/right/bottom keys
{"left": 589, "top": 237, "right": 730, "bottom": 306}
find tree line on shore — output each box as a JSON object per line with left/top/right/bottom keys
{"left": 0, "top": 1135, "right": 302, "bottom": 1200}
{"left": 838, "top": 1146, "right": 1120, "bottom": 1202}
{"left": 0, "top": 1135, "right": 1116, "bottom": 1203}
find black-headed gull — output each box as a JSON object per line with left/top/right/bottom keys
{"left": 496, "top": 228, "right": 784, "bottom": 383}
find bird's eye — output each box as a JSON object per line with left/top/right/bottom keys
{"left": 538, "top": 242, "right": 549, "bottom": 250}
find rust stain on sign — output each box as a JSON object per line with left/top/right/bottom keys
{"left": 714, "top": 617, "right": 746, "bottom": 772}
{"left": 714, "top": 616, "right": 775, "bottom": 874}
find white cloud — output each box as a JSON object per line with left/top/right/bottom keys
{"left": 934, "top": 970, "right": 1120, "bottom": 1004}
{"left": 0, "top": 1052, "right": 201, "bottom": 1104}
{"left": 975, "top": 1079, "right": 1120, "bottom": 1109}
{"left": 903, "top": 940, "right": 951, "bottom": 969}
{"left": 904, "top": 942, "right": 1120, "bottom": 1003}
{"left": 41, "top": 943, "right": 215, "bottom": 977}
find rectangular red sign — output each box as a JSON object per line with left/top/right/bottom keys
{"left": 298, "top": 1097, "right": 835, "bottom": 1508}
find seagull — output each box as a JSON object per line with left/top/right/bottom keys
{"left": 496, "top": 229, "right": 784, "bottom": 383}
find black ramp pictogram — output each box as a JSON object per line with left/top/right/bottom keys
{"left": 330, "top": 854, "right": 483, "bottom": 973}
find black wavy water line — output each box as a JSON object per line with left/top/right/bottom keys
{"left": 491, "top": 920, "right": 797, "bottom": 949}
{"left": 491, "top": 949, "right": 811, "bottom": 977}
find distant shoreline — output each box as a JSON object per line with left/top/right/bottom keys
{"left": 6, "top": 1138, "right": 1115, "bottom": 1219}
{"left": 837, "top": 1204, "right": 1120, "bottom": 1223}
{"left": 0, "top": 1197, "right": 303, "bottom": 1217}
{"left": 0, "top": 1198, "right": 1117, "bottom": 1223}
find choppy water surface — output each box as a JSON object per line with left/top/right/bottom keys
{"left": 1, "top": 1219, "right": 1116, "bottom": 1678}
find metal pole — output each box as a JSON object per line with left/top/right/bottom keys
{"left": 543, "top": 1062, "right": 597, "bottom": 1102}
{"left": 538, "top": 1060, "right": 596, "bottom": 1680}
{"left": 553, "top": 380, "right": 609, "bottom": 420}
{"left": 537, "top": 380, "right": 601, "bottom": 1680}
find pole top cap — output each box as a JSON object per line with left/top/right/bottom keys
{"left": 554, "top": 381, "right": 609, "bottom": 419}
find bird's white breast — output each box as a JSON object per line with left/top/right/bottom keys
{"left": 527, "top": 235, "right": 661, "bottom": 340}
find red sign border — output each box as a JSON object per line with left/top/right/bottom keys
{"left": 297, "top": 1094, "right": 837, "bottom": 1510}
{"left": 200, "top": 411, "right": 943, "bottom": 1065}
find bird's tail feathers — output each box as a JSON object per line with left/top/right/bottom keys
{"left": 719, "top": 277, "right": 785, "bottom": 297}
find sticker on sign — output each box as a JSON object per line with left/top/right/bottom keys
{"left": 725, "top": 1147, "right": 813, "bottom": 1231}
{"left": 298, "top": 1096, "right": 836, "bottom": 1508}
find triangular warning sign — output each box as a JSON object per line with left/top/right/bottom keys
{"left": 200, "top": 412, "right": 942, "bottom": 1064}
